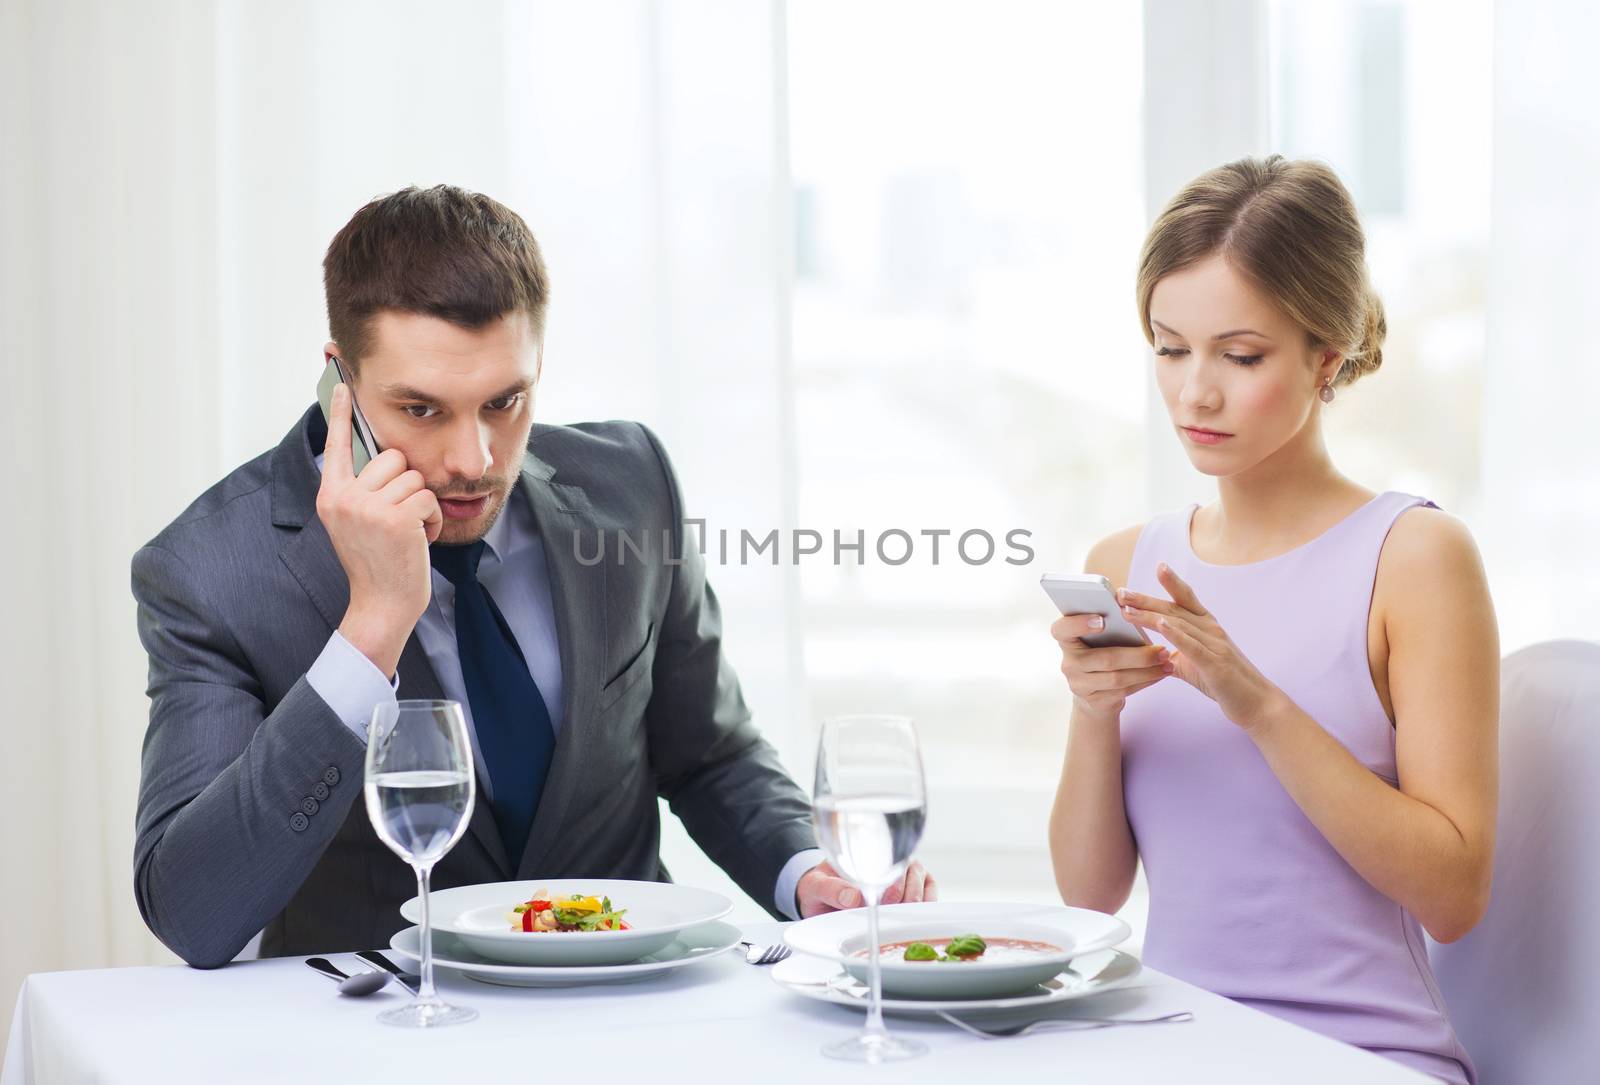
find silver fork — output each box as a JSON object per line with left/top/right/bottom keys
{"left": 937, "top": 1009, "right": 1194, "bottom": 1039}
{"left": 739, "top": 940, "right": 792, "bottom": 965}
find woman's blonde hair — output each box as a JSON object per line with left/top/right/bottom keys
{"left": 1136, "top": 155, "right": 1384, "bottom": 388}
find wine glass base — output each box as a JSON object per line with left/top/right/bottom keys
{"left": 377, "top": 1000, "right": 478, "bottom": 1029}
{"left": 821, "top": 1031, "right": 928, "bottom": 1063}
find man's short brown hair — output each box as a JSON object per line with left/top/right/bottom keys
{"left": 323, "top": 185, "right": 550, "bottom": 370}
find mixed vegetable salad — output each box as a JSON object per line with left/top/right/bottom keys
{"left": 508, "top": 889, "right": 630, "bottom": 933}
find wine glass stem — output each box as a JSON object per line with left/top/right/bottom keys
{"left": 415, "top": 863, "right": 438, "bottom": 1003}
{"left": 863, "top": 884, "right": 887, "bottom": 1039}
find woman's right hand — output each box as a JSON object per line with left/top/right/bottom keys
{"left": 1051, "top": 614, "right": 1174, "bottom": 723}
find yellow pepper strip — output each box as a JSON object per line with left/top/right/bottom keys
{"left": 559, "top": 895, "right": 602, "bottom": 914}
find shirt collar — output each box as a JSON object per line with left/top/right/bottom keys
{"left": 479, "top": 482, "right": 536, "bottom": 566}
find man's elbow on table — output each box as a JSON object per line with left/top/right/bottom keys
{"left": 135, "top": 859, "right": 252, "bottom": 970}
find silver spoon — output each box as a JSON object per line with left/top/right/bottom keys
{"left": 305, "top": 956, "right": 391, "bottom": 997}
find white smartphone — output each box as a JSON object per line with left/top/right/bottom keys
{"left": 1040, "top": 572, "right": 1151, "bottom": 649}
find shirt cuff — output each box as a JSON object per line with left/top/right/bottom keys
{"left": 306, "top": 630, "right": 400, "bottom": 742}
{"left": 774, "top": 847, "right": 827, "bottom": 921}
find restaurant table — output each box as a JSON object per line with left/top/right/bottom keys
{"left": 4, "top": 921, "right": 1432, "bottom": 1084}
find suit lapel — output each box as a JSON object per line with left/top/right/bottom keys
{"left": 514, "top": 451, "right": 607, "bottom": 878}
{"left": 278, "top": 516, "right": 349, "bottom": 635}
{"left": 272, "top": 406, "right": 511, "bottom": 879}
{"left": 273, "top": 408, "right": 351, "bottom": 636}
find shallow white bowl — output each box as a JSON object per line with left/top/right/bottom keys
{"left": 784, "top": 901, "right": 1130, "bottom": 1000}
{"left": 840, "top": 921, "right": 1082, "bottom": 999}
{"left": 399, "top": 879, "right": 733, "bottom": 966}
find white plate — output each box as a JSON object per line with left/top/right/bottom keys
{"left": 783, "top": 901, "right": 1130, "bottom": 1000}
{"left": 389, "top": 920, "right": 742, "bottom": 987}
{"left": 771, "top": 948, "right": 1143, "bottom": 1016}
{"left": 399, "top": 880, "right": 733, "bottom": 966}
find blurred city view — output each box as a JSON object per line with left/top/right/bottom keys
{"left": 785, "top": 0, "right": 1491, "bottom": 919}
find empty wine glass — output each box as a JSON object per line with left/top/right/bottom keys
{"left": 812, "top": 714, "right": 928, "bottom": 1062}
{"left": 364, "top": 699, "right": 477, "bottom": 1028}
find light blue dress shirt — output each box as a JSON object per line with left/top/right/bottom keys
{"left": 305, "top": 454, "right": 821, "bottom": 918}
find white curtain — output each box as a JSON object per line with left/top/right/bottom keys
{"left": 0, "top": 0, "right": 797, "bottom": 1043}
{"left": 1, "top": 0, "right": 229, "bottom": 1020}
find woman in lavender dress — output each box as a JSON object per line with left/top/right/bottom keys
{"left": 1047, "top": 156, "right": 1497, "bottom": 1085}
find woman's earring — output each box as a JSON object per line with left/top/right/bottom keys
{"left": 1319, "top": 380, "right": 1336, "bottom": 404}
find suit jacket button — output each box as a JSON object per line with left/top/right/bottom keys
{"left": 312, "top": 782, "right": 330, "bottom": 801}
{"left": 323, "top": 766, "right": 341, "bottom": 787}
{"left": 289, "top": 812, "right": 309, "bottom": 832}
{"left": 301, "top": 796, "right": 320, "bottom": 816}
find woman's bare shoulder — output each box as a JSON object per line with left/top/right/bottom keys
{"left": 1376, "top": 505, "right": 1493, "bottom": 627}
{"left": 1084, "top": 521, "right": 1148, "bottom": 588}
{"left": 1381, "top": 505, "right": 1483, "bottom": 577}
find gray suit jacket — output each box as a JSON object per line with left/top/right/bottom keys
{"left": 132, "top": 406, "right": 816, "bottom": 968}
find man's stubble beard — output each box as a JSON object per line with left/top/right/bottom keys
{"left": 433, "top": 480, "right": 517, "bottom": 547}
{"left": 431, "top": 433, "right": 531, "bottom": 548}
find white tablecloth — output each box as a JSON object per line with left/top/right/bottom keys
{"left": 4, "top": 922, "right": 1430, "bottom": 1084}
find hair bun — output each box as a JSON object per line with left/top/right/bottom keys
{"left": 1343, "top": 290, "right": 1386, "bottom": 385}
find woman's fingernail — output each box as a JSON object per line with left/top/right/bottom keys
{"left": 1162, "top": 662, "right": 1175, "bottom": 674}
{"left": 1089, "top": 616, "right": 1105, "bottom": 630}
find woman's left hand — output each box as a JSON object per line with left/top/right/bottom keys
{"left": 1116, "top": 562, "right": 1284, "bottom": 735}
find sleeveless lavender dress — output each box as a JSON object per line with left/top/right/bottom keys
{"left": 1119, "top": 492, "right": 1475, "bottom": 1085}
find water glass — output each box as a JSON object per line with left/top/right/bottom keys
{"left": 812, "top": 714, "right": 929, "bottom": 1062}
{"left": 364, "top": 699, "right": 477, "bottom": 1028}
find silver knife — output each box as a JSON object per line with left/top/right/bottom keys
{"left": 356, "top": 950, "right": 422, "bottom": 995}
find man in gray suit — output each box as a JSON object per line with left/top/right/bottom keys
{"left": 132, "top": 186, "right": 933, "bottom": 967}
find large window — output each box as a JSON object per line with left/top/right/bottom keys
{"left": 785, "top": 0, "right": 1498, "bottom": 928}
{"left": 1270, "top": 0, "right": 1493, "bottom": 523}
{"left": 787, "top": 1, "right": 1148, "bottom": 905}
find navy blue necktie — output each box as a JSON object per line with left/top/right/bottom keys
{"left": 429, "top": 540, "right": 555, "bottom": 865}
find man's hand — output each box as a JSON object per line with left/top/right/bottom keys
{"left": 316, "top": 382, "right": 442, "bottom": 677}
{"left": 796, "top": 860, "right": 937, "bottom": 918}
